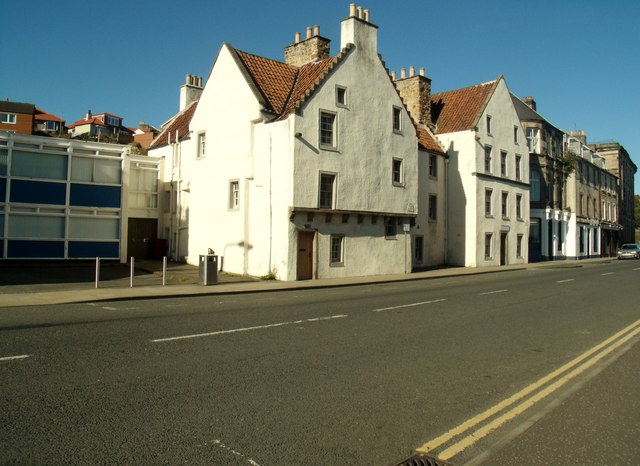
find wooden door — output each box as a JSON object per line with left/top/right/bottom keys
{"left": 297, "top": 231, "right": 314, "bottom": 280}
{"left": 127, "top": 218, "right": 157, "bottom": 259}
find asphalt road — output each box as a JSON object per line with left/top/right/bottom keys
{"left": 1, "top": 260, "right": 639, "bottom": 465}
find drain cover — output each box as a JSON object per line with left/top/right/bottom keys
{"left": 394, "top": 452, "right": 452, "bottom": 466}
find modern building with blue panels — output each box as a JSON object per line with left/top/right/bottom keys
{"left": 0, "top": 131, "right": 161, "bottom": 260}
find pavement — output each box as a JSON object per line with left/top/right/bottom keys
{"left": 0, "top": 257, "right": 614, "bottom": 308}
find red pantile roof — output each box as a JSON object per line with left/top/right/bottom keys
{"left": 231, "top": 43, "right": 353, "bottom": 120}
{"left": 149, "top": 101, "right": 198, "bottom": 150}
{"left": 417, "top": 126, "right": 446, "bottom": 155}
{"left": 430, "top": 80, "right": 497, "bottom": 134}
{"left": 234, "top": 50, "right": 298, "bottom": 115}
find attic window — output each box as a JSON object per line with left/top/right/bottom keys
{"left": 392, "top": 106, "right": 402, "bottom": 133}
{"left": 336, "top": 86, "right": 348, "bottom": 108}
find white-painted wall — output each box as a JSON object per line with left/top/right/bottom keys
{"left": 414, "top": 149, "right": 446, "bottom": 267}
{"left": 437, "top": 78, "right": 529, "bottom": 267}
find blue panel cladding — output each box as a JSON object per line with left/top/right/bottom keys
{"left": 70, "top": 184, "right": 121, "bottom": 208}
{"left": 7, "top": 240, "right": 64, "bottom": 258}
{"left": 68, "top": 241, "right": 119, "bottom": 259}
{"left": 10, "top": 180, "right": 66, "bottom": 205}
{"left": 0, "top": 177, "right": 5, "bottom": 202}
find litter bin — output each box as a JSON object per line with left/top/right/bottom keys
{"left": 199, "top": 254, "right": 218, "bottom": 285}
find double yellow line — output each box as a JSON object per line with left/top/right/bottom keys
{"left": 417, "top": 319, "right": 640, "bottom": 461}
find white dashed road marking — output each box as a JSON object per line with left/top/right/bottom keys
{"left": 372, "top": 299, "right": 446, "bottom": 312}
{"left": 151, "top": 314, "right": 348, "bottom": 343}
{"left": 0, "top": 354, "right": 30, "bottom": 362}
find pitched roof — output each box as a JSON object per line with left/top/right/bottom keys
{"left": 510, "top": 94, "right": 563, "bottom": 134}
{"left": 430, "top": 80, "right": 497, "bottom": 134}
{"left": 149, "top": 100, "right": 198, "bottom": 150}
{"left": 230, "top": 43, "right": 353, "bottom": 120}
{"left": 34, "top": 108, "right": 64, "bottom": 123}
{"left": 0, "top": 101, "right": 35, "bottom": 114}
{"left": 417, "top": 126, "right": 446, "bottom": 155}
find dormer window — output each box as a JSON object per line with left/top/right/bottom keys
{"left": 106, "top": 116, "right": 120, "bottom": 126}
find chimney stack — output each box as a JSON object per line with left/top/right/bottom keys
{"left": 284, "top": 23, "right": 330, "bottom": 67}
{"left": 341, "top": 4, "right": 378, "bottom": 54}
{"left": 393, "top": 66, "right": 433, "bottom": 128}
{"left": 179, "top": 73, "right": 204, "bottom": 111}
{"left": 521, "top": 96, "right": 537, "bottom": 112}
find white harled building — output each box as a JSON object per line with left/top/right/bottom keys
{"left": 150, "top": 5, "right": 423, "bottom": 280}
{"left": 430, "top": 77, "right": 530, "bottom": 267}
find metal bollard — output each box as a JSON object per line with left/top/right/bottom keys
{"left": 95, "top": 257, "right": 100, "bottom": 289}
{"left": 130, "top": 257, "right": 134, "bottom": 288}
{"left": 162, "top": 256, "right": 167, "bottom": 286}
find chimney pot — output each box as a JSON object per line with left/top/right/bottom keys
{"left": 349, "top": 3, "right": 356, "bottom": 17}
{"left": 295, "top": 31, "right": 301, "bottom": 43}
{"left": 313, "top": 25, "right": 320, "bottom": 36}
{"left": 400, "top": 68, "right": 406, "bottom": 79}
{"left": 363, "top": 9, "right": 369, "bottom": 21}
{"left": 306, "top": 26, "right": 312, "bottom": 39}
{"left": 410, "top": 66, "right": 415, "bottom": 77}
{"left": 391, "top": 71, "right": 397, "bottom": 81}
{"left": 419, "top": 67, "right": 425, "bottom": 77}
{"left": 357, "top": 6, "right": 363, "bottom": 18}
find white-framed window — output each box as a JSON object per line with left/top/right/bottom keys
{"left": 485, "top": 189, "right": 493, "bottom": 217}
{"left": 530, "top": 171, "right": 540, "bottom": 202}
{"left": 501, "top": 191, "right": 509, "bottom": 219}
{"left": 319, "top": 172, "right": 336, "bottom": 209}
{"left": 330, "top": 235, "right": 344, "bottom": 266}
{"left": 429, "top": 154, "right": 437, "bottom": 178}
{"left": 516, "top": 193, "right": 523, "bottom": 219}
{"left": 392, "top": 106, "right": 402, "bottom": 133}
{"left": 517, "top": 234, "right": 524, "bottom": 258}
{"left": 485, "top": 233, "right": 493, "bottom": 259}
{"left": 486, "top": 115, "right": 492, "bottom": 135}
{"left": 335, "top": 85, "right": 348, "bottom": 108}
{"left": 197, "top": 132, "right": 206, "bottom": 159}
{"left": 229, "top": 180, "right": 239, "bottom": 210}
{"left": 515, "top": 154, "right": 522, "bottom": 181}
{"left": 319, "top": 111, "right": 337, "bottom": 149}
{"left": 484, "top": 145, "right": 492, "bottom": 173}
{"left": 1, "top": 113, "right": 17, "bottom": 124}
{"left": 526, "top": 127, "right": 540, "bottom": 153}
{"left": 45, "top": 121, "right": 58, "bottom": 131}
{"left": 392, "top": 158, "right": 404, "bottom": 186}
{"left": 414, "top": 235, "right": 424, "bottom": 264}
{"left": 500, "top": 151, "right": 508, "bottom": 177}
{"left": 428, "top": 194, "right": 437, "bottom": 221}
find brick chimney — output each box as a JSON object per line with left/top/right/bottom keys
{"left": 393, "top": 66, "right": 432, "bottom": 128}
{"left": 284, "top": 25, "right": 330, "bottom": 67}
{"left": 341, "top": 3, "right": 378, "bottom": 58}
{"left": 521, "top": 96, "right": 536, "bottom": 111}
{"left": 180, "top": 74, "right": 204, "bottom": 111}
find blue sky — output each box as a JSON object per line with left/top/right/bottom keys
{"left": 3, "top": 0, "right": 639, "bottom": 185}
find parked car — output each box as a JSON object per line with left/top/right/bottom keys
{"left": 616, "top": 243, "right": 640, "bottom": 259}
